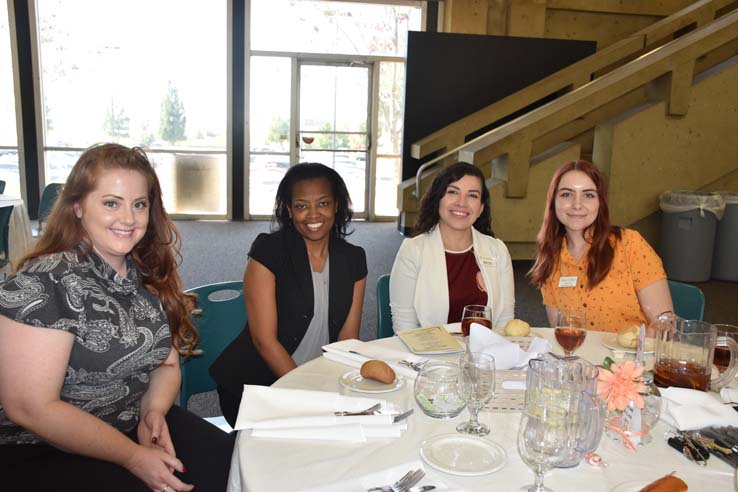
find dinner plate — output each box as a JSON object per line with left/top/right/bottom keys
{"left": 338, "top": 370, "right": 406, "bottom": 394}
{"left": 602, "top": 335, "right": 655, "bottom": 354}
{"left": 609, "top": 480, "right": 653, "bottom": 492}
{"left": 419, "top": 434, "right": 506, "bottom": 476}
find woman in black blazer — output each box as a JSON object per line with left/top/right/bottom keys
{"left": 210, "top": 163, "right": 367, "bottom": 426}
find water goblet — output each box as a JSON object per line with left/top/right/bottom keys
{"left": 517, "top": 405, "right": 568, "bottom": 492}
{"left": 455, "top": 352, "right": 495, "bottom": 435}
{"left": 554, "top": 308, "right": 586, "bottom": 357}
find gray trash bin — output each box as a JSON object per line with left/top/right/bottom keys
{"left": 659, "top": 191, "right": 725, "bottom": 282}
{"left": 712, "top": 192, "right": 738, "bottom": 282}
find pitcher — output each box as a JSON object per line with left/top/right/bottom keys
{"left": 652, "top": 313, "right": 738, "bottom": 391}
{"left": 526, "top": 354, "right": 604, "bottom": 468}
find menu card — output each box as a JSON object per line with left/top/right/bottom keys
{"left": 397, "top": 325, "right": 464, "bottom": 354}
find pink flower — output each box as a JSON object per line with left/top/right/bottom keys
{"left": 597, "top": 360, "right": 647, "bottom": 411}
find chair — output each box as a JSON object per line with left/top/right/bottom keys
{"left": 180, "top": 281, "right": 246, "bottom": 427}
{"left": 35, "top": 183, "right": 63, "bottom": 236}
{"left": 667, "top": 279, "right": 705, "bottom": 321}
{"left": 0, "top": 205, "right": 14, "bottom": 276}
{"left": 376, "top": 274, "right": 394, "bottom": 339}
{"left": 0, "top": 180, "right": 6, "bottom": 194}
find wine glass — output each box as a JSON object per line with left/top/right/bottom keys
{"left": 455, "top": 352, "right": 495, "bottom": 435}
{"left": 517, "top": 404, "right": 568, "bottom": 492}
{"left": 461, "top": 304, "right": 492, "bottom": 351}
{"left": 554, "top": 308, "right": 586, "bottom": 357}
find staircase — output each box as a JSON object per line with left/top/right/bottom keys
{"left": 400, "top": 0, "right": 738, "bottom": 259}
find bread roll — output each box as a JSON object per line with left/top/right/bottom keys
{"left": 616, "top": 325, "right": 640, "bottom": 349}
{"left": 360, "top": 360, "right": 396, "bottom": 384}
{"left": 639, "top": 474, "right": 688, "bottom": 492}
{"left": 504, "top": 319, "right": 531, "bottom": 337}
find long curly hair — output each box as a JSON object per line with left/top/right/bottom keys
{"left": 272, "top": 162, "right": 354, "bottom": 237}
{"left": 414, "top": 162, "right": 492, "bottom": 237}
{"left": 527, "top": 159, "right": 621, "bottom": 289}
{"left": 18, "top": 143, "right": 199, "bottom": 356}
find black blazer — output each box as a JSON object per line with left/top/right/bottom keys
{"left": 209, "top": 226, "right": 367, "bottom": 393}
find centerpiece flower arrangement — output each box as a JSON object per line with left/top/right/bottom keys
{"left": 597, "top": 359, "right": 646, "bottom": 412}
{"left": 597, "top": 359, "right": 657, "bottom": 449}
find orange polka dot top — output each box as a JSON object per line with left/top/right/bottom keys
{"left": 541, "top": 229, "right": 667, "bottom": 333}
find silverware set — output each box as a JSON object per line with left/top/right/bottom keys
{"left": 367, "top": 468, "right": 425, "bottom": 492}
{"left": 346, "top": 350, "right": 427, "bottom": 372}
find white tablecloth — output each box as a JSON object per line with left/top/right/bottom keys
{"left": 227, "top": 329, "right": 735, "bottom": 492}
{"left": 0, "top": 196, "right": 33, "bottom": 269}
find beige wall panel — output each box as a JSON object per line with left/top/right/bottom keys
{"left": 508, "top": 0, "right": 547, "bottom": 38}
{"left": 599, "top": 56, "right": 738, "bottom": 227}
{"left": 491, "top": 143, "right": 581, "bottom": 242}
{"left": 486, "top": 0, "right": 508, "bottom": 35}
{"left": 444, "top": 0, "right": 489, "bottom": 34}
{"left": 545, "top": 10, "right": 659, "bottom": 49}
{"left": 546, "top": 0, "right": 694, "bottom": 16}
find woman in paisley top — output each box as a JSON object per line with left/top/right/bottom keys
{"left": 0, "top": 144, "right": 233, "bottom": 492}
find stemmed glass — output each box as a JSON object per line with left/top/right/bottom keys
{"left": 554, "top": 308, "right": 586, "bottom": 357}
{"left": 461, "top": 305, "right": 492, "bottom": 352}
{"left": 517, "top": 404, "right": 568, "bottom": 492}
{"left": 455, "top": 352, "right": 495, "bottom": 435}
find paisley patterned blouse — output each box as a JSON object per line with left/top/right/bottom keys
{"left": 0, "top": 245, "right": 171, "bottom": 445}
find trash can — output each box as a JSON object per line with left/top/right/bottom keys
{"left": 659, "top": 191, "right": 725, "bottom": 282}
{"left": 712, "top": 192, "right": 738, "bottom": 282}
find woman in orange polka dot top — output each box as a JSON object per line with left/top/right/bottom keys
{"left": 528, "top": 160, "right": 673, "bottom": 333}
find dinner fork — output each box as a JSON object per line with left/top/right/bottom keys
{"left": 334, "top": 402, "right": 381, "bottom": 417}
{"left": 367, "top": 468, "right": 425, "bottom": 492}
{"left": 398, "top": 359, "right": 427, "bottom": 372}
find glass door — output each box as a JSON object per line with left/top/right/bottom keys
{"left": 297, "top": 62, "right": 371, "bottom": 215}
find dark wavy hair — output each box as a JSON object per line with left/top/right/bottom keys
{"left": 528, "top": 159, "right": 621, "bottom": 289}
{"left": 272, "top": 162, "right": 354, "bottom": 237}
{"left": 18, "top": 143, "right": 199, "bottom": 356}
{"left": 414, "top": 162, "right": 492, "bottom": 237}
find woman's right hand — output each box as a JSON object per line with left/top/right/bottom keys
{"left": 124, "top": 444, "right": 193, "bottom": 492}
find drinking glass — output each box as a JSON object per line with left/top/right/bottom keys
{"left": 461, "top": 304, "right": 492, "bottom": 337}
{"left": 517, "top": 405, "right": 568, "bottom": 492}
{"left": 456, "top": 352, "right": 495, "bottom": 435}
{"left": 714, "top": 324, "right": 738, "bottom": 374}
{"left": 554, "top": 308, "right": 587, "bottom": 357}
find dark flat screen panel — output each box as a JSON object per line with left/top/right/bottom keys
{"left": 402, "top": 32, "right": 596, "bottom": 180}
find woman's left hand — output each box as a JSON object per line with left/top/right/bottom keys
{"left": 138, "top": 410, "right": 176, "bottom": 457}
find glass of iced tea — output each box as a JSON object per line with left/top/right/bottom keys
{"left": 554, "top": 308, "right": 586, "bottom": 357}
{"left": 461, "top": 304, "right": 492, "bottom": 337}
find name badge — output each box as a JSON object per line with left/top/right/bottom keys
{"left": 480, "top": 257, "right": 496, "bottom": 268}
{"left": 558, "top": 276, "right": 578, "bottom": 288}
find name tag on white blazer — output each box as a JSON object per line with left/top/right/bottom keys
{"left": 558, "top": 276, "right": 578, "bottom": 288}
{"left": 480, "top": 257, "right": 496, "bottom": 268}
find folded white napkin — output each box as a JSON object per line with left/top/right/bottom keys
{"left": 300, "top": 461, "right": 465, "bottom": 492}
{"left": 660, "top": 386, "right": 738, "bottom": 430}
{"left": 468, "top": 323, "right": 551, "bottom": 370}
{"left": 235, "top": 385, "right": 405, "bottom": 442}
{"left": 322, "top": 339, "right": 428, "bottom": 380}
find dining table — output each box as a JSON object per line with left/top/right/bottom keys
{"left": 0, "top": 195, "right": 33, "bottom": 269}
{"left": 225, "top": 328, "right": 736, "bottom": 492}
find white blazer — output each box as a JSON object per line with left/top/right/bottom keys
{"left": 389, "top": 226, "right": 515, "bottom": 332}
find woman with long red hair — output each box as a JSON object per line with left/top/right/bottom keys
{"left": 0, "top": 144, "right": 233, "bottom": 492}
{"left": 528, "top": 160, "right": 672, "bottom": 332}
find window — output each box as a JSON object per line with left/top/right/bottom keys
{"left": 36, "top": 0, "right": 227, "bottom": 215}
{"left": 0, "top": 3, "right": 20, "bottom": 197}
{"left": 249, "top": 1, "right": 422, "bottom": 218}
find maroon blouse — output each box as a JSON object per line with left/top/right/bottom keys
{"left": 445, "top": 248, "right": 488, "bottom": 323}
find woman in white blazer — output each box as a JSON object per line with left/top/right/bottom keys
{"left": 390, "top": 162, "right": 515, "bottom": 332}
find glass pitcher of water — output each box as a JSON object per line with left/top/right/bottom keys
{"left": 526, "top": 354, "right": 604, "bottom": 468}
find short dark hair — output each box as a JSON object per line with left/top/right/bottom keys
{"left": 273, "top": 162, "right": 354, "bottom": 237}
{"left": 414, "top": 162, "right": 492, "bottom": 236}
